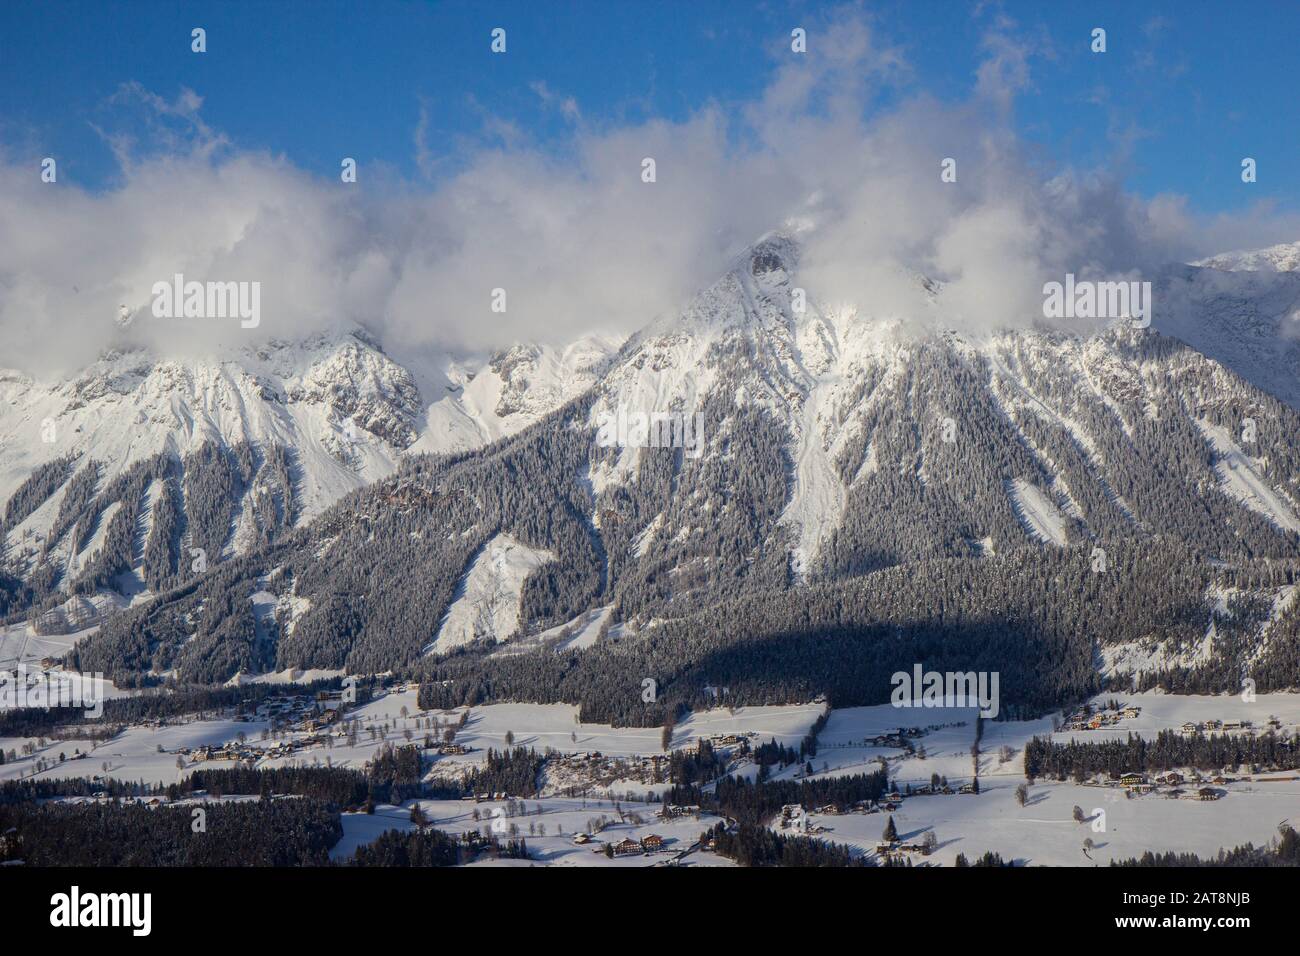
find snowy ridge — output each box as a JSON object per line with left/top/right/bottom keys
{"left": 1, "top": 328, "right": 617, "bottom": 589}
{"left": 1196, "top": 240, "right": 1300, "bottom": 273}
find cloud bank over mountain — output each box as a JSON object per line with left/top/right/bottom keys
{"left": 2, "top": 6, "right": 1298, "bottom": 376}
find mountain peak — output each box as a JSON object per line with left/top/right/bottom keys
{"left": 741, "top": 232, "right": 800, "bottom": 278}
{"left": 1194, "top": 239, "right": 1300, "bottom": 273}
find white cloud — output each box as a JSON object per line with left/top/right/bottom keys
{"left": 2, "top": 8, "right": 1298, "bottom": 377}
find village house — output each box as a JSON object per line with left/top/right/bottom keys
{"left": 640, "top": 834, "right": 666, "bottom": 852}
{"left": 708, "top": 733, "right": 748, "bottom": 747}
{"left": 778, "top": 804, "right": 809, "bottom": 829}
{"left": 1197, "top": 787, "right": 1221, "bottom": 801}
{"left": 612, "top": 838, "right": 643, "bottom": 856}
{"left": 1119, "top": 772, "right": 1145, "bottom": 788}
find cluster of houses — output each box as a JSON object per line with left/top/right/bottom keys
{"left": 657, "top": 803, "right": 702, "bottom": 819}
{"left": 1062, "top": 704, "right": 1285, "bottom": 739}
{"left": 547, "top": 750, "right": 672, "bottom": 791}
{"left": 611, "top": 833, "right": 667, "bottom": 856}
{"left": 573, "top": 832, "right": 668, "bottom": 856}
{"left": 186, "top": 745, "right": 255, "bottom": 763}
{"left": 182, "top": 729, "right": 340, "bottom": 765}
{"left": 875, "top": 838, "right": 931, "bottom": 859}
{"left": 776, "top": 804, "right": 829, "bottom": 833}
{"left": 297, "top": 709, "right": 341, "bottom": 733}
{"left": 845, "top": 726, "right": 930, "bottom": 749}
{"left": 902, "top": 781, "right": 979, "bottom": 797}
{"left": 248, "top": 692, "right": 345, "bottom": 728}
{"left": 1062, "top": 704, "right": 1141, "bottom": 732}
{"left": 777, "top": 781, "right": 979, "bottom": 828}
{"left": 1114, "top": 771, "right": 1223, "bottom": 800}
{"left": 1177, "top": 717, "right": 1275, "bottom": 737}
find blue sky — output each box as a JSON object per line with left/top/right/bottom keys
{"left": 2, "top": 0, "right": 1297, "bottom": 213}
{"left": 4, "top": 1, "right": 1300, "bottom": 373}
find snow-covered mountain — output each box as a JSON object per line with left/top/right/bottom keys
{"left": 10, "top": 233, "right": 1300, "bottom": 709}
{"left": 412, "top": 334, "right": 621, "bottom": 456}
{"left": 1195, "top": 239, "right": 1300, "bottom": 273}
{"left": 0, "top": 327, "right": 618, "bottom": 610}
{"left": 1151, "top": 256, "right": 1300, "bottom": 408}
{"left": 586, "top": 233, "right": 1300, "bottom": 576}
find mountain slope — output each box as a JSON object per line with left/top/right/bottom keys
{"left": 41, "top": 235, "right": 1300, "bottom": 719}
{"left": 0, "top": 329, "right": 617, "bottom": 620}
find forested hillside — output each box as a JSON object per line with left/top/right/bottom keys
{"left": 36, "top": 239, "right": 1300, "bottom": 718}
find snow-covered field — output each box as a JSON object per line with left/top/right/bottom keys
{"left": 6, "top": 687, "right": 1300, "bottom": 865}
{"left": 0, "top": 590, "right": 131, "bottom": 671}
{"left": 767, "top": 703, "right": 1052, "bottom": 788}
{"left": 802, "top": 775, "right": 1300, "bottom": 866}
{"left": 0, "top": 693, "right": 822, "bottom": 790}
{"left": 781, "top": 692, "right": 1300, "bottom": 865}
{"left": 0, "top": 621, "right": 81, "bottom": 671}
{"left": 0, "top": 716, "right": 268, "bottom": 788}
{"left": 333, "top": 796, "right": 732, "bottom": 867}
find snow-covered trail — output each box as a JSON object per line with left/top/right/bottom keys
{"left": 1196, "top": 420, "right": 1300, "bottom": 533}
{"left": 781, "top": 379, "right": 846, "bottom": 578}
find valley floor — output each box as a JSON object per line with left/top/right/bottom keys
{"left": 4, "top": 688, "right": 1300, "bottom": 865}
